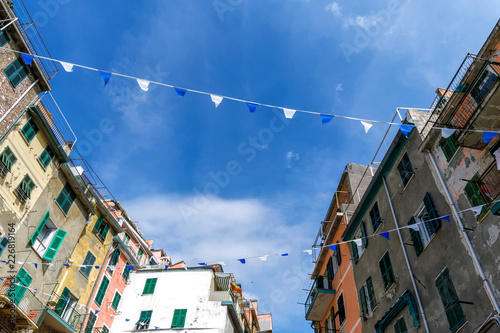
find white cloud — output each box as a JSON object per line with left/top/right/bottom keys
{"left": 286, "top": 151, "right": 299, "bottom": 168}
{"left": 344, "top": 15, "right": 381, "bottom": 29}
{"left": 336, "top": 83, "right": 343, "bottom": 92}
{"left": 325, "top": 1, "right": 341, "bottom": 16}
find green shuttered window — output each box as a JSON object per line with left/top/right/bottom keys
{"left": 80, "top": 251, "right": 96, "bottom": 278}
{"left": 111, "top": 292, "right": 121, "bottom": 311}
{"left": 359, "top": 277, "right": 376, "bottom": 320}
{"left": 4, "top": 57, "right": 29, "bottom": 88}
{"left": 12, "top": 268, "right": 32, "bottom": 305}
{"left": 370, "top": 203, "right": 382, "bottom": 232}
{"left": 0, "top": 236, "right": 9, "bottom": 257}
{"left": 0, "top": 146, "right": 17, "bottom": 176}
{"left": 397, "top": 153, "right": 414, "bottom": 187}
{"left": 379, "top": 252, "right": 396, "bottom": 291}
{"left": 85, "top": 311, "right": 96, "bottom": 333}
{"left": 171, "top": 309, "right": 187, "bottom": 328}
{"left": 93, "top": 215, "right": 110, "bottom": 241}
{"left": 56, "top": 183, "right": 76, "bottom": 214}
{"left": 0, "top": 30, "right": 10, "bottom": 46}
{"left": 16, "top": 174, "right": 35, "bottom": 202}
{"left": 436, "top": 268, "right": 466, "bottom": 332}
{"left": 39, "top": 146, "right": 55, "bottom": 168}
{"left": 408, "top": 217, "right": 424, "bottom": 256}
{"left": 94, "top": 276, "right": 109, "bottom": 306}
{"left": 21, "top": 118, "right": 39, "bottom": 143}
{"left": 143, "top": 278, "right": 158, "bottom": 295}
{"left": 43, "top": 229, "right": 67, "bottom": 261}
{"left": 122, "top": 262, "right": 131, "bottom": 280}
{"left": 440, "top": 133, "right": 458, "bottom": 162}
{"left": 337, "top": 294, "right": 346, "bottom": 326}
{"left": 29, "top": 211, "right": 67, "bottom": 261}
{"left": 55, "top": 287, "right": 71, "bottom": 316}
{"left": 137, "top": 310, "right": 153, "bottom": 330}
{"left": 394, "top": 317, "right": 408, "bottom": 333}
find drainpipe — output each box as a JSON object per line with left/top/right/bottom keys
{"left": 427, "top": 152, "right": 500, "bottom": 314}
{"left": 80, "top": 241, "right": 115, "bottom": 333}
{"left": 0, "top": 79, "right": 39, "bottom": 125}
{"left": 382, "top": 177, "right": 430, "bottom": 333}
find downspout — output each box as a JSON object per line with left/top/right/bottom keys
{"left": 0, "top": 79, "right": 39, "bottom": 125}
{"left": 382, "top": 177, "right": 430, "bottom": 333}
{"left": 79, "top": 241, "right": 115, "bottom": 333}
{"left": 427, "top": 152, "right": 500, "bottom": 314}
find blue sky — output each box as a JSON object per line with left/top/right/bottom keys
{"left": 24, "top": 0, "right": 500, "bottom": 331}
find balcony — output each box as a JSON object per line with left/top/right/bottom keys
{"left": 0, "top": 278, "right": 45, "bottom": 329}
{"left": 210, "top": 273, "right": 236, "bottom": 303}
{"left": 44, "top": 290, "right": 85, "bottom": 332}
{"left": 304, "top": 276, "right": 336, "bottom": 321}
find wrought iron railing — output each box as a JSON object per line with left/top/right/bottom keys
{"left": 304, "top": 276, "right": 334, "bottom": 317}
{"left": 0, "top": 278, "right": 45, "bottom": 327}
{"left": 46, "top": 290, "right": 85, "bottom": 331}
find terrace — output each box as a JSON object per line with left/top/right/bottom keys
{"left": 304, "top": 275, "right": 336, "bottom": 322}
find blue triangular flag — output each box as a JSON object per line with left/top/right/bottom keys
{"left": 0, "top": 278, "right": 3, "bottom": 281}
{"left": 126, "top": 318, "right": 130, "bottom": 322}
{"left": 63, "top": 264, "right": 70, "bottom": 267}
{"left": 174, "top": 87, "right": 187, "bottom": 97}
{"left": 1, "top": 260, "right": 7, "bottom": 264}
{"left": 34, "top": 263, "right": 38, "bottom": 269}
{"left": 246, "top": 102, "right": 257, "bottom": 113}
{"left": 280, "top": 253, "right": 288, "bottom": 257}
{"left": 321, "top": 114, "right": 334, "bottom": 125}
{"left": 442, "top": 215, "right": 450, "bottom": 222}
{"left": 164, "top": 265, "right": 169, "bottom": 270}
{"left": 99, "top": 71, "right": 112, "bottom": 87}
{"left": 155, "top": 327, "right": 159, "bottom": 330}
{"left": 198, "top": 263, "right": 207, "bottom": 266}
{"left": 95, "top": 310, "right": 100, "bottom": 314}
{"left": 126, "top": 265, "right": 134, "bottom": 270}
{"left": 380, "top": 232, "right": 390, "bottom": 240}
{"left": 21, "top": 53, "right": 34, "bottom": 66}
{"left": 95, "top": 266, "right": 99, "bottom": 269}
{"left": 327, "top": 244, "right": 336, "bottom": 252}
{"left": 483, "top": 132, "right": 497, "bottom": 143}
{"left": 400, "top": 124, "right": 414, "bottom": 138}
{"left": 237, "top": 259, "right": 246, "bottom": 264}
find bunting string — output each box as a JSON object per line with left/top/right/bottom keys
{"left": 2, "top": 47, "right": 500, "bottom": 137}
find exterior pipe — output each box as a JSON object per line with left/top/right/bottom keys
{"left": 0, "top": 79, "right": 39, "bottom": 125}
{"left": 382, "top": 177, "right": 430, "bottom": 333}
{"left": 427, "top": 152, "right": 500, "bottom": 314}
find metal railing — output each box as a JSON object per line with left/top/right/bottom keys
{"left": 0, "top": 278, "right": 45, "bottom": 327}
{"left": 46, "top": 291, "right": 85, "bottom": 331}
{"left": 2, "top": 0, "right": 59, "bottom": 80}
{"left": 304, "top": 276, "right": 334, "bottom": 317}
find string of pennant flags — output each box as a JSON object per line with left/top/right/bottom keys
{"left": 1, "top": 47, "right": 499, "bottom": 139}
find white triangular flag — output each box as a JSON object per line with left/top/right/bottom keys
{"left": 361, "top": 120, "right": 374, "bottom": 133}
{"left": 283, "top": 108, "right": 296, "bottom": 119}
{"left": 353, "top": 239, "right": 362, "bottom": 247}
{"left": 470, "top": 205, "right": 483, "bottom": 216}
{"left": 408, "top": 224, "right": 420, "bottom": 232}
{"left": 137, "top": 79, "right": 150, "bottom": 91}
{"left": 258, "top": 255, "right": 268, "bottom": 261}
{"left": 217, "top": 261, "right": 226, "bottom": 266}
{"left": 60, "top": 61, "right": 74, "bottom": 72}
{"left": 304, "top": 249, "right": 313, "bottom": 255}
{"left": 210, "top": 94, "right": 223, "bottom": 108}
{"left": 441, "top": 128, "right": 455, "bottom": 138}
{"left": 182, "top": 263, "right": 188, "bottom": 271}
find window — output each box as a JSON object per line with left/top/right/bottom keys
{"left": 336, "top": 294, "right": 346, "bottom": 326}
{"left": 15, "top": 174, "right": 35, "bottom": 203}
{"left": 122, "top": 262, "right": 131, "bottom": 281}
{"left": 0, "top": 146, "right": 17, "bottom": 177}
{"left": 436, "top": 268, "right": 466, "bottom": 332}
{"left": 56, "top": 183, "right": 76, "bottom": 214}
{"left": 335, "top": 242, "right": 342, "bottom": 266}
{"left": 102, "top": 326, "right": 109, "bottom": 333}
{"left": 464, "top": 175, "right": 492, "bottom": 218}
{"left": 370, "top": 203, "right": 382, "bottom": 232}
{"left": 94, "top": 276, "right": 109, "bottom": 306}
{"left": 351, "top": 221, "right": 368, "bottom": 262}
{"left": 107, "top": 249, "right": 120, "bottom": 275}
{"left": 171, "top": 309, "right": 187, "bottom": 328}
{"left": 38, "top": 146, "right": 55, "bottom": 169}
{"left": 11, "top": 268, "right": 32, "bottom": 305}
{"left": 21, "top": 118, "right": 39, "bottom": 143}
{"left": 93, "top": 215, "right": 110, "bottom": 242}
{"left": 123, "top": 233, "right": 131, "bottom": 245}
{"left": 394, "top": 317, "right": 408, "bottom": 333}
{"left": 136, "top": 310, "right": 153, "bottom": 330}
{"left": 379, "top": 252, "right": 396, "bottom": 291}
{"left": 471, "top": 66, "right": 498, "bottom": 104}
{"left": 111, "top": 292, "right": 121, "bottom": 311}
{"left": 325, "top": 257, "right": 337, "bottom": 289}
{"left": 440, "top": 133, "right": 458, "bottom": 162}
{"left": 149, "top": 257, "right": 158, "bottom": 265}
{"left": 138, "top": 247, "right": 144, "bottom": 261}
{"left": 85, "top": 311, "right": 96, "bottom": 333}
{"left": 0, "top": 30, "right": 10, "bottom": 46}
{"left": 397, "top": 153, "right": 414, "bottom": 187}
{"left": 4, "top": 57, "right": 29, "bottom": 88}
{"left": 359, "top": 277, "right": 376, "bottom": 319}
{"left": 54, "top": 287, "right": 78, "bottom": 322}
{"left": 30, "top": 210, "right": 67, "bottom": 261}
{"left": 80, "top": 251, "right": 96, "bottom": 278}
{"left": 408, "top": 194, "right": 440, "bottom": 256}
{"left": 0, "top": 236, "right": 9, "bottom": 257}
{"left": 143, "top": 278, "right": 158, "bottom": 295}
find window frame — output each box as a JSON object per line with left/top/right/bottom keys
{"left": 38, "top": 145, "right": 55, "bottom": 169}
{"left": 93, "top": 215, "right": 110, "bottom": 242}
{"left": 136, "top": 310, "right": 153, "bottom": 330}
{"left": 435, "top": 268, "right": 467, "bottom": 332}
{"left": 370, "top": 203, "right": 382, "bottom": 232}
{"left": 0, "top": 146, "right": 17, "bottom": 176}
{"left": 84, "top": 311, "right": 97, "bottom": 333}
{"left": 20, "top": 118, "right": 39, "bottom": 144}
{"left": 15, "top": 174, "right": 35, "bottom": 203}
{"left": 379, "top": 251, "right": 396, "bottom": 291}
{"left": 439, "top": 133, "right": 458, "bottom": 162}
{"left": 336, "top": 293, "right": 346, "bottom": 327}
{"left": 143, "top": 278, "right": 158, "bottom": 295}
{"left": 397, "top": 152, "right": 415, "bottom": 187}
{"left": 4, "top": 56, "right": 29, "bottom": 88}
{"left": 111, "top": 291, "right": 121, "bottom": 311}
{"left": 122, "top": 262, "right": 131, "bottom": 281}
{"left": 56, "top": 183, "right": 77, "bottom": 215}
{"left": 171, "top": 309, "right": 187, "bottom": 328}
{"left": 0, "top": 29, "right": 10, "bottom": 47}
{"left": 94, "top": 276, "right": 110, "bottom": 307}
{"left": 79, "top": 251, "right": 96, "bottom": 278}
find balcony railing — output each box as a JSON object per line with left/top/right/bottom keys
{"left": 0, "top": 278, "right": 45, "bottom": 328}
{"left": 46, "top": 291, "right": 85, "bottom": 331}
{"left": 304, "top": 275, "right": 336, "bottom": 321}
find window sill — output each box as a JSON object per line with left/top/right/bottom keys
{"left": 383, "top": 282, "right": 396, "bottom": 295}
{"left": 454, "top": 320, "right": 469, "bottom": 333}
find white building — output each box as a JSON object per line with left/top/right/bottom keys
{"left": 110, "top": 265, "right": 247, "bottom": 333}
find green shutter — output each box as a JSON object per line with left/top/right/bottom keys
{"left": 100, "top": 223, "right": 109, "bottom": 241}
{"left": 0, "top": 30, "right": 10, "bottom": 46}
{"left": 123, "top": 263, "right": 131, "bottom": 280}
{"left": 439, "top": 134, "right": 458, "bottom": 162}
{"left": 436, "top": 269, "right": 466, "bottom": 332}
{"left": 0, "top": 237, "right": 9, "bottom": 256}
{"left": 423, "top": 193, "right": 440, "bottom": 235}
{"left": 39, "top": 146, "right": 55, "bottom": 168}
{"left": 43, "top": 229, "right": 67, "bottom": 261}
{"left": 55, "top": 287, "right": 70, "bottom": 315}
{"left": 111, "top": 292, "right": 121, "bottom": 310}
{"left": 13, "top": 268, "right": 32, "bottom": 305}
{"left": 394, "top": 318, "right": 408, "bottom": 333}
{"left": 351, "top": 241, "right": 359, "bottom": 263}
{"left": 56, "top": 183, "right": 76, "bottom": 214}
{"left": 379, "top": 253, "right": 395, "bottom": 290}
{"left": 18, "top": 174, "right": 35, "bottom": 199}
{"left": 21, "top": 119, "right": 39, "bottom": 143}
{"left": 172, "top": 309, "right": 187, "bottom": 328}
{"left": 0, "top": 146, "right": 17, "bottom": 172}
{"left": 95, "top": 277, "right": 110, "bottom": 306}
{"left": 4, "top": 57, "right": 29, "bottom": 88}
{"left": 366, "top": 276, "right": 376, "bottom": 308}
{"left": 143, "top": 278, "right": 157, "bottom": 294}
{"left": 464, "top": 181, "right": 488, "bottom": 207}
{"left": 80, "top": 251, "right": 96, "bottom": 278}
{"left": 85, "top": 311, "right": 96, "bottom": 333}
{"left": 359, "top": 287, "right": 367, "bottom": 318}
{"left": 408, "top": 217, "right": 424, "bottom": 256}
{"left": 109, "top": 249, "right": 120, "bottom": 266}
{"left": 30, "top": 210, "right": 49, "bottom": 245}
{"left": 93, "top": 215, "right": 103, "bottom": 233}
